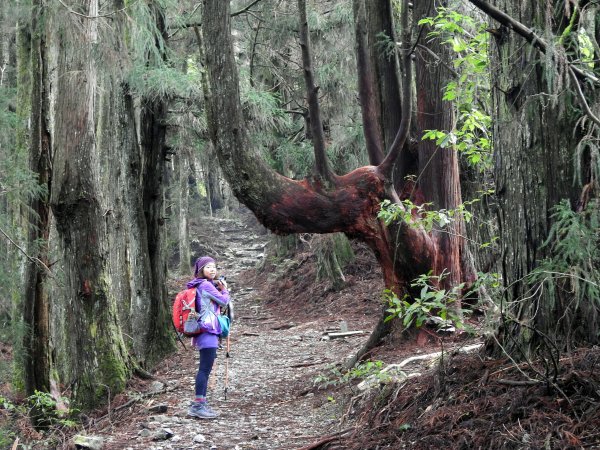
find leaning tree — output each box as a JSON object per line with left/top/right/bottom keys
{"left": 201, "top": 0, "right": 474, "bottom": 358}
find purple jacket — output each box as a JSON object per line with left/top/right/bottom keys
{"left": 186, "top": 278, "right": 230, "bottom": 349}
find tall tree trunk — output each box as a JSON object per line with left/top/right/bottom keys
{"left": 414, "top": 0, "right": 475, "bottom": 295}
{"left": 177, "top": 150, "right": 191, "bottom": 274}
{"left": 138, "top": 3, "right": 172, "bottom": 361}
{"left": 352, "top": 0, "right": 384, "bottom": 164}
{"left": 365, "top": 0, "right": 402, "bottom": 152}
{"left": 49, "top": 0, "right": 132, "bottom": 408}
{"left": 487, "top": 0, "right": 591, "bottom": 358}
{"left": 298, "top": 0, "right": 333, "bottom": 184}
{"left": 22, "top": 0, "right": 50, "bottom": 397}
{"left": 364, "top": 0, "right": 415, "bottom": 185}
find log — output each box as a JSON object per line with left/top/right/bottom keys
{"left": 326, "top": 331, "right": 364, "bottom": 339}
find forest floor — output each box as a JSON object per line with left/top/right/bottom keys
{"left": 2, "top": 209, "right": 600, "bottom": 449}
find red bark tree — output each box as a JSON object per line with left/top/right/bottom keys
{"left": 201, "top": 0, "right": 469, "bottom": 354}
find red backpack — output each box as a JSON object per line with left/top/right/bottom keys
{"left": 172, "top": 288, "right": 199, "bottom": 335}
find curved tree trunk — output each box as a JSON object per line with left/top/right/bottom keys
{"left": 202, "top": 1, "right": 435, "bottom": 291}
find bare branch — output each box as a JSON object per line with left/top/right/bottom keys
{"left": 57, "top": 0, "right": 139, "bottom": 19}
{"left": 231, "top": 0, "right": 263, "bottom": 17}
{"left": 0, "top": 226, "right": 55, "bottom": 279}
{"left": 569, "top": 66, "right": 600, "bottom": 127}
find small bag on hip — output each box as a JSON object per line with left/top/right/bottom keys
{"left": 183, "top": 310, "right": 202, "bottom": 336}
{"left": 218, "top": 314, "right": 230, "bottom": 338}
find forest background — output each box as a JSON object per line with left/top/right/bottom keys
{"left": 0, "top": 0, "right": 599, "bottom": 448}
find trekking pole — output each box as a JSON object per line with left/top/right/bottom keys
{"left": 224, "top": 334, "right": 230, "bottom": 400}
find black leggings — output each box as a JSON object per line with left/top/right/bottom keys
{"left": 195, "top": 347, "right": 218, "bottom": 397}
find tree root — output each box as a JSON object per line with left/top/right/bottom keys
{"left": 344, "top": 313, "right": 391, "bottom": 369}
{"left": 295, "top": 428, "right": 354, "bottom": 450}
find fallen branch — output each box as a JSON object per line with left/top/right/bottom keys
{"left": 325, "top": 331, "right": 364, "bottom": 339}
{"left": 290, "top": 359, "right": 329, "bottom": 368}
{"left": 271, "top": 323, "right": 296, "bottom": 330}
{"left": 389, "top": 343, "right": 483, "bottom": 371}
{"left": 496, "top": 379, "right": 541, "bottom": 386}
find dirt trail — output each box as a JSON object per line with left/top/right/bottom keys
{"left": 92, "top": 214, "right": 377, "bottom": 450}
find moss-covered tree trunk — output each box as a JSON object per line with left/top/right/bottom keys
{"left": 487, "top": 0, "right": 594, "bottom": 357}
{"left": 138, "top": 93, "right": 173, "bottom": 362}
{"left": 137, "top": 3, "right": 173, "bottom": 363}
{"left": 48, "top": 0, "right": 132, "bottom": 409}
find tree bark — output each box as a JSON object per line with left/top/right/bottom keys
{"left": 49, "top": 0, "right": 133, "bottom": 409}
{"left": 352, "top": 0, "right": 384, "bottom": 165}
{"left": 486, "top": 0, "right": 592, "bottom": 357}
{"left": 177, "top": 149, "right": 191, "bottom": 273}
{"left": 297, "top": 0, "right": 333, "bottom": 184}
{"left": 22, "top": 0, "right": 51, "bottom": 397}
{"left": 365, "top": 0, "right": 402, "bottom": 152}
{"left": 202, "top": 0, "right": 435, "bottom": 290}
{"left": 139, "top": 3, "right": 174, "bottom": 363}
{"left": 414, "top": 0, "right": 475, "bottom": 294}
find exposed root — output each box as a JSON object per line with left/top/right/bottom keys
{"left": 336, "top": 347, "right": 600, "bottom": 449}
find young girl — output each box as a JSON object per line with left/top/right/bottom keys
{"left": 186, "top": 256, "right": 230, "bottom": 419}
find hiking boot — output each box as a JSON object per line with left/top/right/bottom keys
{"left": 203, "top": 403, "right": 220, "bottom": 418}
{"left": 188, "top": 402, "right": 218, "bottom": 419}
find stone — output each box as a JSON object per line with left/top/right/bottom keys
{"left": 152, "top": 428, "right": 174, "bottom": 441}
{"left": 73, "top": 435, "right": 104, "bottom": 450}
{"left": 148, "top": 381, "right": 165, "bottom": 392}
{"left": 147, "top": 404, "right": 168, "bottom": 414}
{"left": 193, "top": 434, "right": 207, "bottom": 443}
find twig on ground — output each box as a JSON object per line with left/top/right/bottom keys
{"left": 496, "top": 379, "right": 541, "bottom": 386}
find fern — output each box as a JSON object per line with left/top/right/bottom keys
{"left": 528, "top": 200, "right": 600, "bottom": 341}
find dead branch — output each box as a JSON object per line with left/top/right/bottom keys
{"left": 93, "top": 384, "right": 177, "bottom": 428}
{"left": 231, "top": 0, "right": 264, "bottom": 17}
{"left": 496, "top": 379, "right": 541, "bottom": 386}
{"left": 0, "top": 225, "right": 56, "bottom": 281}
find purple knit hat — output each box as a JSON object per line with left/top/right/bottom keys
{"left": 194, "top": 256, "right": 215, "bottom": 277}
